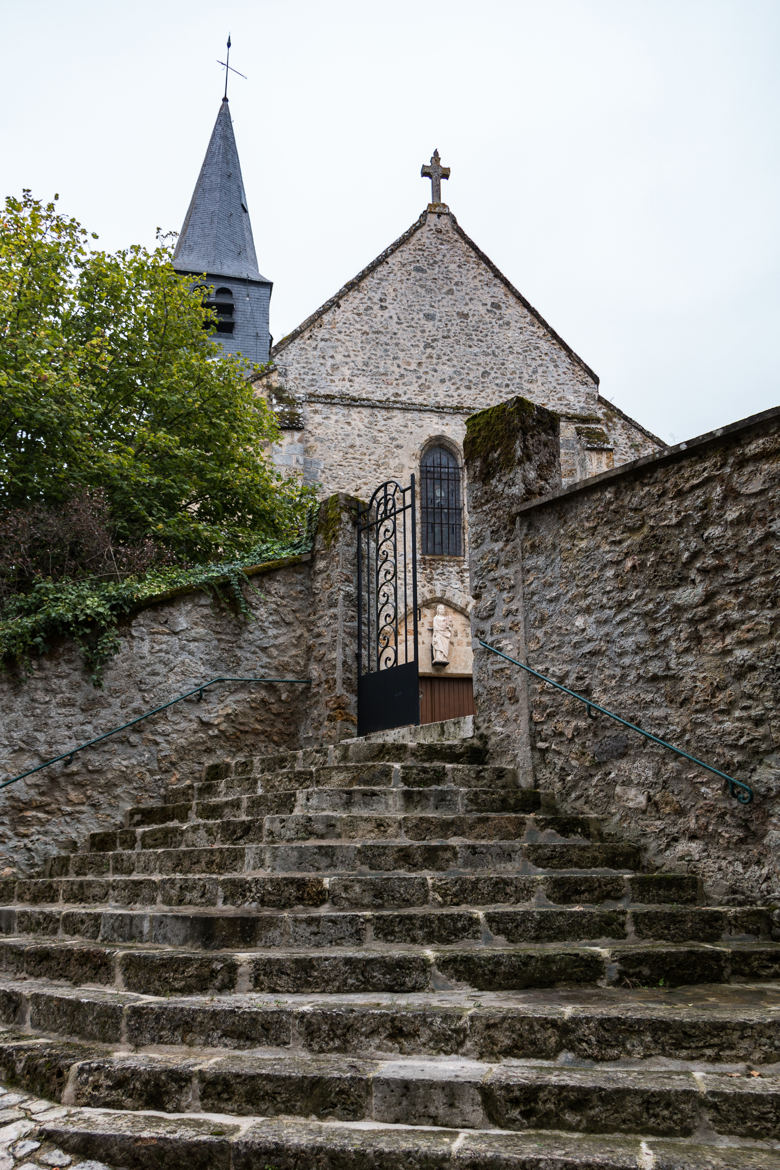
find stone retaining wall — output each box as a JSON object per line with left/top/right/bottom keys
{"left": 0, "top": 497, "right": 359, "bottom": 877}
{"left": 467, "top": 400, "right": 779, "bottom": 903}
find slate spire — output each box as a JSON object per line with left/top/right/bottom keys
{"left": 173, "top": 96, "right": 272, "bottom": 364}
{"left": 174, "top": 98, "right": 266, "bottom": 282}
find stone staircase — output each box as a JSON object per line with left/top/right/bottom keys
{"left": 0, "top": 727, "right": 777, "bottom": 1168}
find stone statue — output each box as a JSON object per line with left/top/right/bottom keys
{"left": 431, "top": 604, "right": 453, "bottom": 667}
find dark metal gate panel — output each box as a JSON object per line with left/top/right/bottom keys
{"left": 357, "top": 478, "right": 420, "bottom": 737}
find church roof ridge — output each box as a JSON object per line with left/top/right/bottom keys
{"left": 447, "top": 216, "right": 599, "bottom": 386}
{"left": 271, "top": 213, "right": 429, "bottom": 357}
{"left": 271, "top": 209, "right": 598, "bottom": 385}
{"left": 173, "top": 98, "right": 269, "bottom": 283}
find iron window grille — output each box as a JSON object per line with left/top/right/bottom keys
{"left": 421, "top": 445, "right": 463, "bottom": 556}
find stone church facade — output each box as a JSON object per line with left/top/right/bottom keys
{"left": 254, "top": 192, "right": 664, "bottom": 714}
{"left": 174, "top": 110, "right": 664, "bottom": 718}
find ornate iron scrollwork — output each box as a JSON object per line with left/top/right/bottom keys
{"left": 357, "top": 478, "right": 420, "bottom": 736}
{"left": 372, "top": 484, "right": 402, "bottom": 671}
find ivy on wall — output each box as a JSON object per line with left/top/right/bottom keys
{"left": 0, "top": 531, "right": 314, "bottom": 685}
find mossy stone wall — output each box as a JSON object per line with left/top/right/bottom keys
{"left": 467, "top": 405, "right": 780, "bottom": 902}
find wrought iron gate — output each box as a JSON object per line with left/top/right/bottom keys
{"left": 357, "top": 478, "right": 420, "bottom": 736}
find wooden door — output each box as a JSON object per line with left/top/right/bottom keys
{"left": 419, "top": 676, "right": 475, "bottom": 724}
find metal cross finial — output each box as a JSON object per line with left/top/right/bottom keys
{"left": 217, "top": 35, "right": 248, "bottom": 100}
{"left": 421, "top": 149, "right": 451, "bottom": 205}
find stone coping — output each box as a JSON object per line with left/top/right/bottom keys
{"left": 130, "top": 553, "right": 311, "bottom": 609}
{"left": 513, "top": 404, "right": 780, "bottom": 518}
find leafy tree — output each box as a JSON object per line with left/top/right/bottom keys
{"left": 0, "top": 191, "right": 309, "bottom": 565}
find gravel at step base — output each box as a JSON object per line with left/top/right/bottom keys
{"left": 0, "top": 1084, "right": 120, "bottom": 1170}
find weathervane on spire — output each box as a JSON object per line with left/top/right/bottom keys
{"left": 421, "top": 149, "right": 450, "bottom": 207}
{"left": 217, "top": 35, "right": 247, "bottom": 100}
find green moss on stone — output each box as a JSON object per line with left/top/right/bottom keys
{"left": 575, "top": 426, "right": 611, "bottom": 448}
{"left": 316, "top": 494, "right": 358, "bottom": 548}
{"left": 465, "top": 396, "right": 559, "bottom": 480}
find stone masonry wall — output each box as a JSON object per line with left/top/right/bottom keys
{"left": 466, "top": 397, "right": 564, "bottom": 779}
{"left": 302, "top": 493, "right": 361, "bottom": 746}
{"left": 0, "top": 558, "right": 311, "bottom": 876}
{"left": 467, "top": 403, "right": 780, "bottom": 903}
{"left": 0, "top": 496, "right": 363, "bottom": 876}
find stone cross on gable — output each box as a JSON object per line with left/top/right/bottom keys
{"left": 421, "top": 149, "right": 450, "bottom": 205}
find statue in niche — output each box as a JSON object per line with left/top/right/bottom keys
{"left": 431, "top": 605, "right": 453, "bottom": 667}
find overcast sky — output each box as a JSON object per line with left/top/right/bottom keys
{"left": 3, "top": 0, "right": 778, "bottom": 443}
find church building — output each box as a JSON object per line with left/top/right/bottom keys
{"left": 175, "top": 103, "right": 666, "bottom": 723}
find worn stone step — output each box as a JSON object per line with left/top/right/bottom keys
{"left": 110, "top": 811, "right": 586, "bottom": 851}
{"left": 0, "top": 1033, "right": 776, "bottom": 1139}
{"left": 35, "top": 1111, "right": 780, "bottom": 1170}
{"left": 4, "top": 870, "right": 703, "bottom": 911}
{"left": 332, "top": 738, "right": 490, "bottom": 765}
{"left": 259, "top": 811, "right": 594, "bottom": 846}
{"left": 0, "top": 936, "right": 776, "bottom": 995}
{"left": 2, "top": 980, "right": 776, "bottom": 1065}
{"left": 0, "top": 904, "right": 771, "bottom": 950}
{"left": 126, "top": 790, "right": 296, "bottom": 828}
{"left": 50, "top": 839, "right": 645, "bottom": 879}
{"left": 196, "top": 737, "right": 491, "bottom": 780}
{"left": 298, "top": 784, "right": 542, "bottom": 815}
{"left": 175, "top": 762, "right": 525, "bottom": 803}
{"left": 125, "top": 784, "right": 545, "bottom": 832}
{"left": 92, "top": 812, "right": 596, "bottom": 853}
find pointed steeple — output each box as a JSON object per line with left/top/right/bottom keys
{"left": 174, "top": 95, "right": 272, "bottom": 364}
{"left": 174, "top": 98, "right": 267, "bottom": 282}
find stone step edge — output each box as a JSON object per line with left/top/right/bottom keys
{"left": 86, "top": 815, "right": 604, "bottom": 850}
{"left": 3, "top": 978, "right": 778, "bottom": 1063}
{"left": 10, "top": 1036, "right": 778, "bottom": 1085}
{"left": 3, "top": 902, "right": 751, "bottom": 919}
{"left": 1, "top": 1032, "right": 776, "bottom": 1141}
{"left": 8, "top": 869, "right": 701, "bottom": 898}
{"left": 164, "top": 767, "right": 530, "bottom": 801}
{"left": 3, "top": 898, "right": 753, "bottom": 917}
{"left": 0, "top": 937, "right": 777, "bottom": 998}
{"left": 190, "top": 746, "right": 490, "bottom": 772}
{"left": 183, "top": 758, "right": 520, "bottom": 782}
{"left": 53, "top": 841, "right": 644, "bottom": 867}
{"left": 37, "top": 1109, "right": 780, "bottom": 1170}
{"left": 2, "top": 936, "right": 778, "bottom": 958}
{"left": 1, "top": 904, "right": 773, "bottom": 949}
{"left": 4, "top": 973, "right": 778, "bottom": 1016}
{"left": 125, "top": 798, "right": 551, "bottom": 830}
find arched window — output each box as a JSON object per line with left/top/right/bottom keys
{"left": 421, "top": 444, "right": 463, "bottom": 557}
{"left": 208, "top": 287, "right": 235, "bottom": 334}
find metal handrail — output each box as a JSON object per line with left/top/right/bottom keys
{"left": 1, "top": 677, "right": 311, "bottom": 792}
{"left": 478, "top": 641, "right": 754, "bottom": 805}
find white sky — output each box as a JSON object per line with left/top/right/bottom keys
{"left": 3, "top": 0, "right": 779, "bottom": 442}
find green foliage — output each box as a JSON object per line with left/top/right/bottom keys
{"left": 0, "top": 529, "right": 314, "bottom": 684}
{"left": 0, "top": 192, "right": 316, "bottom": 680}
{"left": 0, "top": 191, "right": 311, "bottom": 561}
